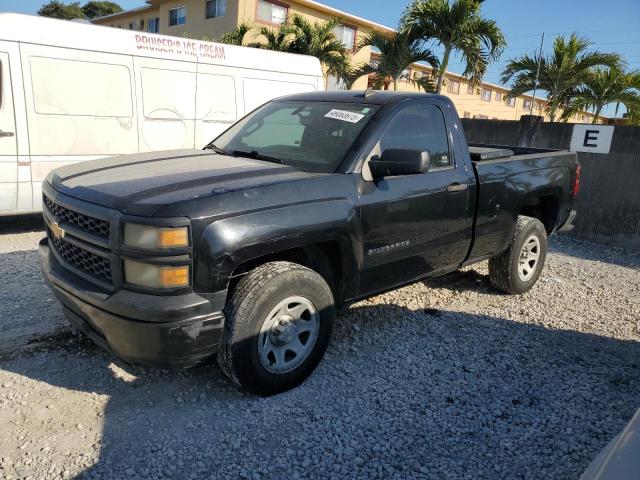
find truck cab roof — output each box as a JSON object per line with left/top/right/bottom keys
{"left": 278, "top": 90, "right": 454, "bottom": 107}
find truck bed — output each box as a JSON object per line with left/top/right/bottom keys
{"left": 466, "top": 144, "right": 578, "bottom": 263}
{"left": 468, "top": 143, "right": 558, "bottom": 162}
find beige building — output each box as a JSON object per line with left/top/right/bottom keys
{"left": 93, "top": 0, "right": 603, "bottom": 123}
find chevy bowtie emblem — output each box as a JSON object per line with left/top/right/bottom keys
{"left": 50, "top": 221, "right": 65, "bottom": 239}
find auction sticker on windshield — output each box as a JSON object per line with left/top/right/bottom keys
{"left": 325, "top": 109, "right": 366, "bottom": 123}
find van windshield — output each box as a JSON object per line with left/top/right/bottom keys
{"left": 208, "top": 101, "right": 379, "bottom": 173}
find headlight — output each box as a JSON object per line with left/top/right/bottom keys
{"left": 124, "top": 223, "right": 189, "bottom": 249}
{"left": 124, "top": 259, "right": 190, "bottom": 289}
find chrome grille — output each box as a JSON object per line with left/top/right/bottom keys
{"left": 48, "top": 228, "right": 113, "bottom": 285}
{"left": 43, "top": 194, "right": 110, "bottom": 239}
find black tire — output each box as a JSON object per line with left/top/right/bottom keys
{"left": 217, "top": 261, "right": 335, "bottom": 396}
{"left": 488, "top": 215, "right": 548, "bottom": 294}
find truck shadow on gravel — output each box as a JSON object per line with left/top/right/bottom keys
{"left": 2, "top": 302, "right": 639, "bottom": 479}
{"left": 0, "top": 214, "right": 43, "bottom": 234}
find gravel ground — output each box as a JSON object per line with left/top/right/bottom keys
{"left": 0, "top": 216, "right": 639, "bottom": 480}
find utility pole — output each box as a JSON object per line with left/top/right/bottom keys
{"left": 530, "top": 32, "right": 545, "bottom": 116}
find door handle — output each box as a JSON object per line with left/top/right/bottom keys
{"left": 446, "top": 182, "right": 468, "bottom": 193}
{"left": 0, "top": 130, "right": 15, "bottom": 138}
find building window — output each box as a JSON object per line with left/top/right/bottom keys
{"left": 206, "top": 0, "right": 227, "bottom": 19}
{"left": 495, "top": 92, "right": 502, "bottom": 101}
{"left": 169, "top": 6, "right": 186, "bottom": 26}
{"left": 481, "top": 89, "right": 492, "bottom": 102}
{"left": 332, "top": 24, "right": 356, "bottom": 50}
{"left": 129, "top": 22, "right": 135, "bottom": 30}
{"left": 467, "top": 83, "right": 474, "bottom": 94}
{"left": 257, "top": 0, "right": 288, "bottom": 25}
{"left": 523, "top": 99, "right": 532, "bottom": 110}
{"left": 463, "top": 111, "right": 471, "bottom": 118}
{"left": 506, "top": 97, "right": 516, "bottom": 108}
{"left": 148, "top": 17, "right": 160, "bottom": 33}
{"left": 446, "top": 79, "right": 460, "bottom": 94}
{"left": 139, "top": 19, "right": 145, "bottom": 30}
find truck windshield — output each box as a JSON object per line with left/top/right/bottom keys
{"left": 209, "top": 101, "right": 379, "bottom": 173}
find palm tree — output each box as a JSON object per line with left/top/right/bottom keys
{"left": 219, "top": 22, "right": 254, "bottom": 46}
{"left": 246, "top": 25, "right": 292, "bottom": 51}
{"left": 285, "top": 15, "right": 352, "bottom": 82}
{"left": 348, "top": 30, "right": 439, "bottom": 91}
{"left": 563, "top": 68, "right": 640, "bottom": 123}
{"left": 401, "top": 0, "right": 505, "bottom": 93}
{"left": 500, "top": 34, "right": 622, "bottom": 122}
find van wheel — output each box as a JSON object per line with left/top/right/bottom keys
{"left": 488, "top": 216, "right": 548, "bottom": 294}
{"left": 217, "top": 261, "right": 335, "bottom": 396}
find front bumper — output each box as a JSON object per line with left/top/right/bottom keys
{"left": 39, "top": 238, "right": 224, "bottom": 369}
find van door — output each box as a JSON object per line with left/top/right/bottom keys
{"left": 0, "top": 49, "right": 18, "bottom": 212}
{"left": 134, "top": 58, "right": 197, "bottom": 151}
{"left": 194, "top": 64, "right": 239, "bottom": 148}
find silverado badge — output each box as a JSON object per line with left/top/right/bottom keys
{"left": 50, "top": 221, "right": 65, "bottom": 239}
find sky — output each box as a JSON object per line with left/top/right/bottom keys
{"left": 2, "top": 0, "right": 639, "bottom": 116}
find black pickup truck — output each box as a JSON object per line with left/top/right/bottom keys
{"left": 39, "top": 91, "right": 579, "bottom": 395}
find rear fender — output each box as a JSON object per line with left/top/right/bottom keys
{"left": 506, "top": 166, "right": 568, "bottom": 230}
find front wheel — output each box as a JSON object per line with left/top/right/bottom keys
{"left": 217, "top": 261, "right": 335, "bottom": 396}
{"left": 488, "top": 215, "right": 548, "bottom": 294}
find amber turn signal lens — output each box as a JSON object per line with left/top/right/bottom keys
{"left": 159, "top": 266, "right": 189, "bottom": 288}
{"left": 158, "top": 228, "right": 189, "bottom": 248}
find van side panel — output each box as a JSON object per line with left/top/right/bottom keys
{"left": 0, "top": 14, "right": 324, "bottom": 213}
{"left": 20, "top": 44, "right": 138, "bottom": 205}
{"left": 133, "top": 57, "right": 197, "bottom": 152}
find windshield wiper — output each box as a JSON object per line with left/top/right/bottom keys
{"left": 231, "top": 150, "right": 283, "bottom": 164}
{"left": 203, "top": 143, "right": 229, "bottom": 155}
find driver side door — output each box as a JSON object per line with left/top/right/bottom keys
{"left": 357, "top": 101, "right": 473, "bottom": 296}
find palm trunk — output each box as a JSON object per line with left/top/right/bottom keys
{"left": 592, "top": 106, "right": 602, "bottom": 124}
{"left": 435, "top": 47, "right": 452, "bottom": 94}
{"left": 393, "top": 76, "right": 399, "bottom": 91}
{"left": 548, "top": 100, "right": 558, "bottom": 122}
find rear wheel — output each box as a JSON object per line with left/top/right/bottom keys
{"left": 488, "top": 215, "right": 548, "bottom": 294}
{"left": 217, "top": 261, "right": 335, "bottom": 396}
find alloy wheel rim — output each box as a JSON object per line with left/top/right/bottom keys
{"left": 257, "top": 296, "right": 319, "bottom": 374}
{"left": 518, "top": 235, "right": 541, "bottom": 282}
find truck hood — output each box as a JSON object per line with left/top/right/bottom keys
{"left": 47, "top": 149, "right": 317, "bottom": 217}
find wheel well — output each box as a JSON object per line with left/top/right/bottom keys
{"left": 519, "top": 195, "right": 559, "bottom": 234}
{"left": 227, "top": 242, "right": 344, "bottom": 307}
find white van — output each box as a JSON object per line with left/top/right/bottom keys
{"left": 0, "top": 13, "right": 324, "bottom": 214}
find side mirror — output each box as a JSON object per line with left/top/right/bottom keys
{"left": 369, "top": 149, "right": 431, "bottom": 179}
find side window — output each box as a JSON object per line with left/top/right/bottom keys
{"left": 379, "top": 104, "right": 451, "bottom": 168}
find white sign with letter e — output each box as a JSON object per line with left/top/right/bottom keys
{"left": 569, "top": 125, "right": 614, "bottom": 154}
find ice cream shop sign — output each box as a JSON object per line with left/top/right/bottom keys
{"left": 135, "top": 34, "right": 226, "bottom": 60}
